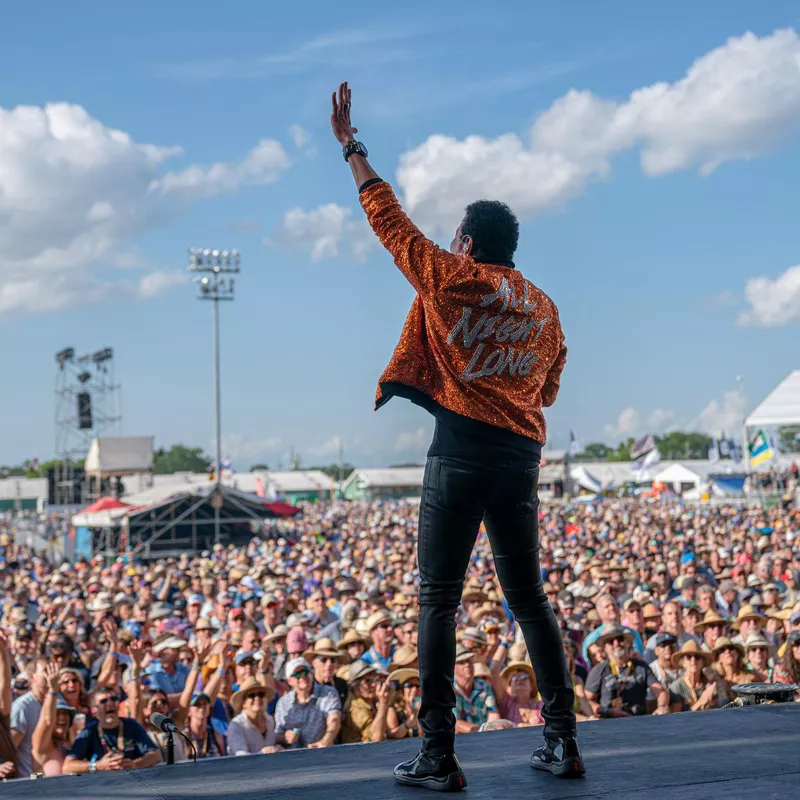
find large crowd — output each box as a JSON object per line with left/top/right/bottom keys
{"left": 0, "top": 496, "right": 798, "bottom": 782}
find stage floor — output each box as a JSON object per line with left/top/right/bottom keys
{"left": 13, "top": 703, "right": 800, "bottom": 799}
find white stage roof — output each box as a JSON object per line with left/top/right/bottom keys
{"left": 745, "top": 370, "right": 800, "bottom": 428}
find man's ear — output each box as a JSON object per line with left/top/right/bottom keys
{"left": 461, "top": 235, "right": 473, "bottom": 256}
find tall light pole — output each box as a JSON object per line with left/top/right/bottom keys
{"left": 188, "top": 247, "right": 241, "bottom": 546}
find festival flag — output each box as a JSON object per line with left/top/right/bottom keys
{"left": 630, "top": 434, "right": 657, "bottom": 460}
{"left": 568, "top": 431, "right": 581, "bottom": 457}
{"left": 708, "top": 438, "right": 720, "bottom": 463}
{"left": 749, "top": 430, "right": 774, "bottom": 468}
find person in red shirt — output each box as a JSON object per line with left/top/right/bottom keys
{"left": 330, "top": 83, "right": 581, "bottom": 792}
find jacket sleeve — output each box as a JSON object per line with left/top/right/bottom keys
{"left": 541, "top": 340, "right": 566, "bottom": 408}
{"left": 359, "top": 181, "right": 459, "bottom": 296}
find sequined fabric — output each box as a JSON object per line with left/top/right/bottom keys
{"left": 360, "top": 182, "right": 566, "bottom": 446}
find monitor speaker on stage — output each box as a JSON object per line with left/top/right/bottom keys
{"left": 77, "top": 392, "right": 93, "bottom": 429}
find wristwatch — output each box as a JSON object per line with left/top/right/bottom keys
{"left": 343, "top": 140, "right": 368, "bottom": 161}
{"left": 89, "top": 761, "right": 97, "bottom": 773}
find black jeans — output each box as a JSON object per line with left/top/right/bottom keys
{"left": 417, "top": 455, "right": 576, "bottom": 755}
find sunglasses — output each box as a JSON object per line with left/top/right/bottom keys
{"left": 292, "top": 669, "right": 311, "bottom": 679}
{"left": 750, "top": 647, "right": 769, "bottom": 653}
{"left": 96, "top": 695, "right": 119, "bottom": 705}
{"left": 247, "top": 693, "right": 267, "bottom": 701}
{"left": 316, "top": 656, "right": 337, "bottom": 664}
{"left": 610, "top": 637, "right": 627, "bottom": 646}
{"left": 403, "top": 681, "right": 421, "bottom": 690}
{"left": 377, "top": 622, "right": 394, "bottom": 631}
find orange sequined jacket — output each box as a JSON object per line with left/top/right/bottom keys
{"left": 360, "top": 181, "right": 566, "bottom": 447}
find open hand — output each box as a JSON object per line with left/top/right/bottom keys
{"left": 45, "top": 661, "right": 61, "bottom": 693}
{"left": 330, "top": 82, "right": 358, "bottom": 146}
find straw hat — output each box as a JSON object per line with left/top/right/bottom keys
{"left": 670, "top": 639, "right": 712, "bottom": 669}
{"left": 388, "top": 668, "right": 419, "bottom": 687}
{"left": 304, "top": 637, "right": 347, "bottom": 664}
{"left": 230, "top": 677, "right": 275, "bottom": 714}
{"left": 264, "top": 625, "right": 289, "bottom": 643}
{"left": 458, "top": 626, "right": 488, "bottom": 647}
{"left": 732, "top": 605, "right": 764, "bottom": 629}
{"left": 455, "top": 644, "right": 475, "bottom": 663}
{"left": 337, "top": 629, "right": 370, "bottom": 650}
{"left": 500, "top": 660, "right": 535, "bottom": 684}
{"left": 366, "top": 608, "right": 394, "bottom": 632}
{"left": 347, "top": 660, "right": 384, "bottom": 685}
{"left": 595, "top": 624, "right": 634, "bottom": 649}
{"left": 694, "top": 610, "right": 729, "bottom": 632}
{"left": 194, "top": 618, "right": 219, "bottom": 633}
{"left": 711, "top": 636, "right": 745, "bottom": 660}
{"left": 642, "top": 603, "right": 662, "bottom": 620}
{"left": 389, "top": 645, "right": 418, "bottom": 670}
{"left": 743, "top": 634, "right": 771, "bottom": 651}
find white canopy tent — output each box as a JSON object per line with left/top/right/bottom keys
{"left": 745, "top": 371, "right": 800, "bottom": 428}
{"left": 744, "top": 370, "right": 800, "bottom": 470}
{"left": 653, "top": 463, "right": 703, "bottom": 492}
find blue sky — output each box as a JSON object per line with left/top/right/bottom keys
{"left": 2, "top": 1, "right": 800, "bottom": 468}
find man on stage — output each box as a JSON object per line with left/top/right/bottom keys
{"left": 330, "top": 82, "right": 583, "bottom": 791}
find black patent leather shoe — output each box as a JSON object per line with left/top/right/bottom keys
{"left": 530, "top": 736, "right": 586, "bottom": 777}
{"left": 393, "top": 750, "right": 467, "bottom": 792}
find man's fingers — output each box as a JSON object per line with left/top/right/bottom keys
{"left": 332, "top": 91, "right": 337, "bottom": 114}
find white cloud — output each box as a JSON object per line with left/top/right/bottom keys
{"left": 603, "top": 407, "right": 677, "bottom": 442}
{"left": 687, "top": 390, "right": 747, "bottom": 437}
{"left": 275, "top": 204, "right": 375, "bottom": 261}
{"left": 306, "top": 435, "right": 344, "bottom": 460}
{"left": 603, "top": 391, "right": 745, "bottom": 444}
{"left": 220, "top": 434, "right": 283, "bottom": 462}
{"left": 603, "top": 407, "right": 641, "bottom": 441}
{"left": 394, "top": 428, "right": 429, "bottom": 452}
{"left": 149, "top": 139, "right": 291, "bottom": 199}
{"left": 0, "top": 102, "right": 294, "bottom": 319}
{"left": 396, "top": 29, "right": 800, "bottom": 233}
{"left": 137, "top": 270, "right": 188, "bottom": 298}
{"left": 288, "top": 124, "right": 317, "bottom": 159}
{"left": 737, "top": 265, "right": 800, "bottom": 327}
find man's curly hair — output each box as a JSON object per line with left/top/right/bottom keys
{"left": 461, "top": 200, "right": 520, "bottom": 264}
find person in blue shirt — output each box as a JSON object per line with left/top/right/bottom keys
{"left": 62, "top": 685, "right": 160, "bottom": 774}
{"left": 360, "top": 609, "right": 396, "bottom": 671}
{"left": 582, "top": 595, "right": 645, "bottom": 662}
{"left": 144, "top": 635, "right": 191, "bottom": 705}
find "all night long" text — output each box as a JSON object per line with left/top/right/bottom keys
{"left": 446, "top": 277, "right": 549, "bottom": 383}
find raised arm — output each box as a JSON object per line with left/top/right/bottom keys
{"left": 331, "top": 81, "right": 458, "bottom": 297}
{"left": 32, "top": 662, "right": 61, "bottom": 759}
{"left": 0, "top": 632, "right": 13, "bottom": 717}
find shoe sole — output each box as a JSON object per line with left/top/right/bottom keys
{"left": 394, "top": 772, "right": 468, "bottom": 792}
{"left": 531, "top": 757, "right": 586, "bottom": 778}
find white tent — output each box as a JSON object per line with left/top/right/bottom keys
{"left": 745, "top": 370, "right": 800, "bottom": 428}
{"left": 571, "top": 466, "right": 602, "bottom": 493}
{"left": 653, "top": 463, "right": 703, "bottom": 491}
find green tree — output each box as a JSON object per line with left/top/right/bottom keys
{"left": 778, "top": 426, "right": 800, "bottom": 454}
{"left": 154, "top": 445, "right": 211, "bottom": 474}
{"left": 580, "top": 443, "right": 611, "bottom": 460}
{"left": 608, "top": 438, "right": 636, "bottom": 461}
{"left": 249, "top": 463, "right": 270, "bottom": 471}
{"left": 656, "top": 432, "right": 712, "bottom": 460}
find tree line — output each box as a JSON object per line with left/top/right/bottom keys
{"left": 576, "top": 426, "right": 800, "bottom": 462}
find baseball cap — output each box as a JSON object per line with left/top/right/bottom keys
{"left": 654, "top": 632, "right": 678, "bottom": 647}
{"left": 286, "top": 657, "right": 312, "bottom": 678}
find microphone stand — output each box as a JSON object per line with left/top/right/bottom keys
{"left": 166, "top": 731, "right": 175, "bottom": 766}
